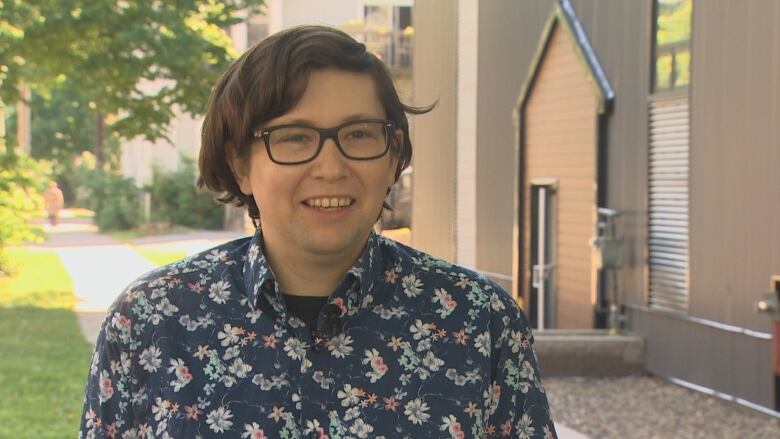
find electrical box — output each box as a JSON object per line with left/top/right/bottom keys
{"left": 592, "top": 236, "right": 623, "bottom": 269}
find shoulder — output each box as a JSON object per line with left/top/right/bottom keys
{"left": 379, "top": 235, "right": 526, "bottom": 327}
{"left": 100, "top": 237, "right": 251, "bottom": 345}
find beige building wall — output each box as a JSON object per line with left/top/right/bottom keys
{"left": 410, "top": 0, "right": 457, "bottom": 261}
{"left": 523, "top": 25, "right": 598, "bottom": 329}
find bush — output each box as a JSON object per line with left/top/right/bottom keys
{"left": 57, "top": 151, "right": 99, "bottom": 208}
{"left": 84, "top": 170, "right": 142, "bottom": 231}
{"left": 146, "top": 156, "right": 223, "bottom": 229}
{"left": 0, "top": 152, "right": 50, "bottom": 274}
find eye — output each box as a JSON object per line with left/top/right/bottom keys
{"left": 283, "top": 134, "right": 310, "bottom": 142}
{"left": 347, "top": 129, "right": 371, "bottom": 139}
{"left": 274, "top": 128, "right": 315, "bottom": 144}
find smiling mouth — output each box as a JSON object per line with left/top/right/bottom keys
{"left": 303, "top": 197, "right": 355, "bottom": 210}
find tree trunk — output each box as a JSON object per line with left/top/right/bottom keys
{"left": 16, "top": 85, "right": 32, "bottom": 155}
{"left": 94, "top": 112, "right": 104, "bottom": 164}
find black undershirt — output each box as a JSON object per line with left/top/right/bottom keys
{"left": 282, "top": 293, "right": 329, "bottom": 328}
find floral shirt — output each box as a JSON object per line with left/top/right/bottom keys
{"left": 80, "top": 230, "right": 556, "bottom": 438}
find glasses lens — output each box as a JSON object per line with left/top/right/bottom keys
{"left": 268, "top": 126, "right": 319, "bottom": 163}
{"left": 338, "top": 121, "right": 388, "bottom": 158}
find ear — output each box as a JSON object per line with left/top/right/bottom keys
{"left": 225, "top": 142, "right": 252, "bottom": 195}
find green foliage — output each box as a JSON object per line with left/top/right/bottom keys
{"left": 83, "top": 168, "right": 142, "bottom": 231}
{"left": 656, "top": 0, "right": 692, "bottom": 46}
{"left": 0, "top": 152, "right": 50, "bottom": 274}
{"left": 147, "top": 156, "right": 223, "bottom": 229}
{"left": 1, "top": 0, "right": 265, "bottom": 143}
{"left": 58, "top": 151, "right": 101, "bottom": 207}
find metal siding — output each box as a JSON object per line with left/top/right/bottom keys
{"left": 648, "top": 99, "right": 690, "bottom": 313}
{"left": 565, "top": 0, "right": 653, "bottom": 308}
{"left": 525, "top": 25, "right": 597, "bottom": 329}
{"left": 629, "top": 307, "right": 775, "bottom": 409}
{"left": 410, "top": 0, "right": 457, "bottom": 261}
{"left": 689, "top": 0, "right": 780, "bottom": 332}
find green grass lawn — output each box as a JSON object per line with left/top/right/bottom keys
{"left": 107, "top": 224, "right": 194, "bottom": 242}
{"left": 0, "top": 247, "right": 93, "bottom": 438}
{"left": 134, "top": 246, "right": 188, "bottom": 266}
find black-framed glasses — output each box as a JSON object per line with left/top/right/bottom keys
{"left": 252, "top": 119, "right": 395, "bottom": 165}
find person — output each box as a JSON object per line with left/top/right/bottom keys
{"left": 43, "top": 180, "right": 64, "bottom": 226}
{"left": 80, "top": 25, "right": 556, "bottom": 438}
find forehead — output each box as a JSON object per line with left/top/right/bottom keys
{"left": 268, "top": 69, "right": 385, "bottom": 126}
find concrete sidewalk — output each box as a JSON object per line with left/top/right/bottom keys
{"left": 40, "top": 217, "right": 588, "bottom": 439}
{"left": 37, "top": 218, "right": 245, "bottom": 344}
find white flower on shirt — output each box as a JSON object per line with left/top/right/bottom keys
{"left": 337, "top": 384, "right": 361, "bottom": 407}
{"left": 404, "top": 398, "right": 430, "bottom": 425}
{"left": 283, "top": 338, "right": 306, "bottom": 361}
{"left": 515, "top": 413, "right": 535, "bottom": 439}
{"left": 209, "top": 279, "right": 231, "bottom": 304}
{"left": 328, "top": 334, "right": 354, "bottom": 359}
{"left": 349, "top": 418, "right": 374, "bottom": 438}
{"left": 139, "top": 345, "right": 162, "bottom": 372}
{"left": 402, "top": 274, "right": 423, "bottom": 297}
{"left": 206, "top": 406, "right": 233, "bottom": 433}
{"left": 229, "top": 358, "right": 253, "bottom": 379}
{"left": 474, "top": 331, "right": 491, "bottom": 357}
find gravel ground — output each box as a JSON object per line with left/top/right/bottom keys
{"left": 545, "top": 375, "right": 780, "bottom": 439}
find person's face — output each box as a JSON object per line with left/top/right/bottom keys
{"left": 235, "top": 69, "right": 399, "bottom": 259}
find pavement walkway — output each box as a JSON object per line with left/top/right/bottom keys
{"left": 36, "top": 217, "right": 244, "bottom": 344}
{"left": 37, "top": 215, "right": 588, "bottom": 439}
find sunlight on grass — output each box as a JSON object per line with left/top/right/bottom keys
{"left": 135, "top": 246, "right": 188, "bottom": 266}
{"left": 0, "top": 247, "right": 75, "bottom": 308}
{"left": 107, "top": 225, "right": 194, "bottom": 242}
{"left": 0, "top": 247, "right": 92, "bottom": 438}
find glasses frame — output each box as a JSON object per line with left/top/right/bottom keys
{"left": 252, "top": 119, "right": 395, "bottom": 165}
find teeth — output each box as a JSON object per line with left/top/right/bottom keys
{"left": 306, "top": 197, "right": 353, "bottom": 208}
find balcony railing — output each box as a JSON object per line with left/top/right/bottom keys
{"left": 346, "top": 29, "right": 413, "bottom": 75}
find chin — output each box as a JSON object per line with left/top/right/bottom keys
{"left": 303, "top": 229, "right": 369, "bottom": 256}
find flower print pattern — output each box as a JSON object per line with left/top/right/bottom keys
{"left": 80, "top": 230, "right": 556, "bottom": 438}
{"left": 206, "top": 406, "right": 233, "bottom": 433}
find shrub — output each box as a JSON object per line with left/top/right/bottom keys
{"left": 85, "top": 170, "right": 142, "bottom": 231}
{"left": 0, "top": 152, "right": 50, "bottom": 275}
{"left": 146, "top": 156, "right": 223, "bottom": 229}
{"left": 57, "top": 151, "right": 99, "bottom": 208}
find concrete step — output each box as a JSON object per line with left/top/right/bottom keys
{"left": 534, "top": 330, "right": 644, "bottom": 377}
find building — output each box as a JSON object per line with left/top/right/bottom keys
{"left": 412, "top": 0, "right": 780, "bottom": 412}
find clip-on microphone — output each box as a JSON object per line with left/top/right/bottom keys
{"left": 313, "top": 303, "right": 343, "bottom": 349}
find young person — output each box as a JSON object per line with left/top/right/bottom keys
{"left": 80, "top": 25, "right": 556, "bottom": 438}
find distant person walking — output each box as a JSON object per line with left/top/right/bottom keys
{"left": 43, "top": 181, "right": 64, "bottom": 226}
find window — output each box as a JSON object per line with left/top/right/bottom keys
{"left": 653, "top": 0, "right": 692, "bottom": 92}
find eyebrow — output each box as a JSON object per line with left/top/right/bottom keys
{"left": 271, "top": 114, "right": 384, "bottom": 127}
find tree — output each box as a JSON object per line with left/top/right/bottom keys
{"left": 0, "top": 0, "right": 265, "bottom": 157}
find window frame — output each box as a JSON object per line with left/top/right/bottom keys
{"left": 651, "top": 0, "right": 693, "bottom": 95}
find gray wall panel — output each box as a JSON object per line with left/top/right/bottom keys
{"left": 473, "top": 0, "right": 555, "bottom": 280}
{"left": 568, "top": 0, "right": 654, "bottom": 308}
{"left": 629, "top": 308, "right": 774, "bottom": 408}
{"left": 689, "top": 0, "right": 780, "bottom": 332}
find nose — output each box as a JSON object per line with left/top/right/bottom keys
{"left": 309, "top": 137, "right": 349, "bottom": 180}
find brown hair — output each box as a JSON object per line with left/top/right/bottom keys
{"left": 198, "top": 25, "right": 433, "bottom": 225}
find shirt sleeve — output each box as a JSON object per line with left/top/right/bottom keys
{"left": 484, "top": 289, "right": 557, "bottom": 439}
{"left": 80, "top": 305, "right": 136, "bottom": 438}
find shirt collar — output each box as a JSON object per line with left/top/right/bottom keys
{"left": 242, "top": 228, "right": 386, "bottom": 313}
